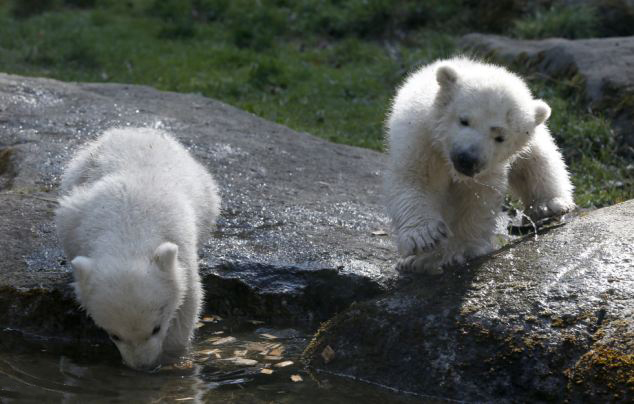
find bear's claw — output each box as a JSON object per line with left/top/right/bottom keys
{"left": 396, "top": 255, "right": 444, "bottom": 275}
{"left": 526, "top": 197, "right": 575, "bottom": 221}
{"left": 397, "top": 219, "right": 450, "bottom": 257}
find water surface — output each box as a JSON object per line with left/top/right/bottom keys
{"left": 0, "top": 318, "right": 427, "bottom": 403}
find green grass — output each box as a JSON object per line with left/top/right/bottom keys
{"left": 0, "top": 1, "right": 456, "bottom": 150}
{"left": 0, "top": 1, "right": 631, "bottom": 208}
{"left": 511, "top": 4, "right": 599, "bottom": 39}
{"left": 530, "top": 77, "right": 633, "bottom": 207}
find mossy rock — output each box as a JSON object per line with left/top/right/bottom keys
{"left": 305, "top": 200, "right": 634, "bottom": 402}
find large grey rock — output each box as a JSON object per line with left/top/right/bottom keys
{"left": 461, "top": 33, "right": 634, "bottom": 155}
{"left": 0, "top": 73, "right": 397, "bottom": 338}
{"left": 304, "top": 200, "right": 634, "bottom": 402}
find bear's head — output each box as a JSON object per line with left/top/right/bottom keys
{"left": 433, "top": 61, "right": 550, "bottom": 179}
{"left": 71, "top": 242, "right": 186, "bottom": 371}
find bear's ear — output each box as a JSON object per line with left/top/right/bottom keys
{"left": 533, "top": 99, "right": 551, "bottom": 126}
{"left": 71, "top": 256, "right": 93, "bottom": 286}
{"left": 436, "top": 65, "right": 458, "bottom": 88}
{"left": 70, "top": 256, "right": 94, "bottom": 303}
{"left": 153, "top": 242, "right": 178, "bottom": 272}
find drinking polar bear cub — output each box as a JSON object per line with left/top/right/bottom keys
{"left": 56, "top": 128, "right": 220, "bottom": 370}
{"left": 385, "top": 57, "right": 574, "bottom": 273}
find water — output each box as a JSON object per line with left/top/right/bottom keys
{"left": 0, "top": 318, "right": 424, "bottom": 403}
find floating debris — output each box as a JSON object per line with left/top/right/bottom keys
{"left": 290, "top": 374, "right": 303, "bottom": 382}
{"left": 274, "top": 360, "right": 294, "bottom": 368}
{"left": 211, "top": 336, "right": 237, "bottom": 345}
{"left": 224, "top": 357, "right": 258, "bottom": 366}
{"left": 371, "top": 230, "right": 388, "bottom": 236}
{"left": 321, "top": 345, "right": 335, "bottom": 364}
{"left": 259, "top": 333, "right": 277, "bottom": 340}
{"left": 246, "top": 342, "right": 273, "bottom": 353}
{"left": 172, "top": 360, "right": 194, "bottom": 370}
{"left": 260, "top": 368, "right": 274, "bottom": 375}
{"left": 268, "top": 346, "right": 284, "bottom": 356}
{"left": 198, "top": 348, "right": 221, "bottom": 356}
{"left": 201, "top": 315, "right": 223, "bottom": 323}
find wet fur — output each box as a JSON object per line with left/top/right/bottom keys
{"left": 385, "top": 57, "right": 574, "bottom": 273}
{"left": 56, "top": 128, "right": 220, "bottom": 369}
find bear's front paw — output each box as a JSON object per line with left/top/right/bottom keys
{"left": 526, "top": 197, "right": 575, "bottom": 221}
{"left": 396, "top": 255, "right": 444, "bottom": 275}
{"left": 397, "top": 219, "right": 450, "bottom": 257}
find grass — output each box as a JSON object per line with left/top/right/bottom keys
{"left": 0, "top": 0, "right": 631, "bottom": 208}
{"left": 511, "top": 4, "right": 599, "bottom": 39}
{"left": 530, "top": 77, "right": 633, "bottom": 207}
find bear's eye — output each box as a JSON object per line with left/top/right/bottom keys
{"left": 494, "top": 136, "right": 505, "bottom": 143}
{"left": 151, "top": 325, "right": 161, "bottom": 336}
{"left": 110, "top": 333, "right": 121, "bottom": 342}
{"left": 459, "top": 117, "right": 470, "bottom": 127}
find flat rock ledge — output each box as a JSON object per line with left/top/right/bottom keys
{"left": 304, "top": 200, "right": 634, "bottom": 403}
{"left": 461, "top": 33, "right": 634, "bottom": 155}
{"left": 0, "top": 73, "right": 397, "bottom": 339}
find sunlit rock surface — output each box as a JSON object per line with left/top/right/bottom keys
{"left": 0, "top": 73, "right": 396, "bottom": 337}
{"left": 461, "top": 33, "right": 634, "bottom": 155}
{"left": 305, "top": 200, "right": 634, "bottom": 402}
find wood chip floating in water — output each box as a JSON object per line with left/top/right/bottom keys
{"left": 259, "top": 333, "right": 277, "bottom": 340}
{"left": 268, "top": 346, "right": 284, "bottom": 356}
{"left": 290, "top": 374, "right": 303, "bottom": 382}
{"left": 274, "top": 360, "right": 294, "bottom": 368}
{"left": 201, "top": 315, "right": 223, "bottom": 323}
{"left": 321, "top": 345, "right": 335, "bottom": 364}
{"left": 224, "top": 357, "right": 258, "bottom": 366}
{"left": 246, "top": 342, "right": 272, "bottom": 353}
{"left": 198, "top": 348, "right": 221, "bottom": 356}
{"left": 173, "top": 360, "right": 194, "bottom": 370}
{"left": 260, "top": 368, "right": 274, "bottom": 375}
{"left": 210, "top": 336, "right": 237, "bottom": 345}
{"left": 371, "top": 230, "right": 388, "bottom": 236}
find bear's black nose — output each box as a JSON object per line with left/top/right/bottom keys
{"left": 451, "top": 151, "right": 481, "bottom": 177}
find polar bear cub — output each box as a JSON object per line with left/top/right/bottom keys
{"left": 56, "top": 127, "right": 220, "bottom": 370}
{"left": 385, "top": 57, "right": 574, "bottom": 273}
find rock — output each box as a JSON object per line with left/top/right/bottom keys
{"left": 304, "top": 200, "right": 634, "bottom": 402}
{"left": 0, "top": 73, "right": 396, "bottom": 338}
{"left": 461, "top": 33, "right": 634, "bottom": 155}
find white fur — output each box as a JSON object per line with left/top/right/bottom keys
{"left": 385, "top": 57, "right": 574, "bottom": 273}
{"left": 56, "top": 127, "right": 220, "bottom": 370}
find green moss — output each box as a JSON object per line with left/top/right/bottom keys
{"left": 302, "top": 317, "right": 337, "bottom": 365}
{"left": 569, "top": 347, "right": 634, "bottom": 392}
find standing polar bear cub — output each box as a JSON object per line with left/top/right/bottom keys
{"left": 56, "top": 128, "right": 220, "bottom": 370}
{"left": 385, "top": 57, "right": 574, "bottom": 273}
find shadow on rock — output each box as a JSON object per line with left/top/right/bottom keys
{"left": 305, "top": 201, "right": 634, "bottom": 403}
